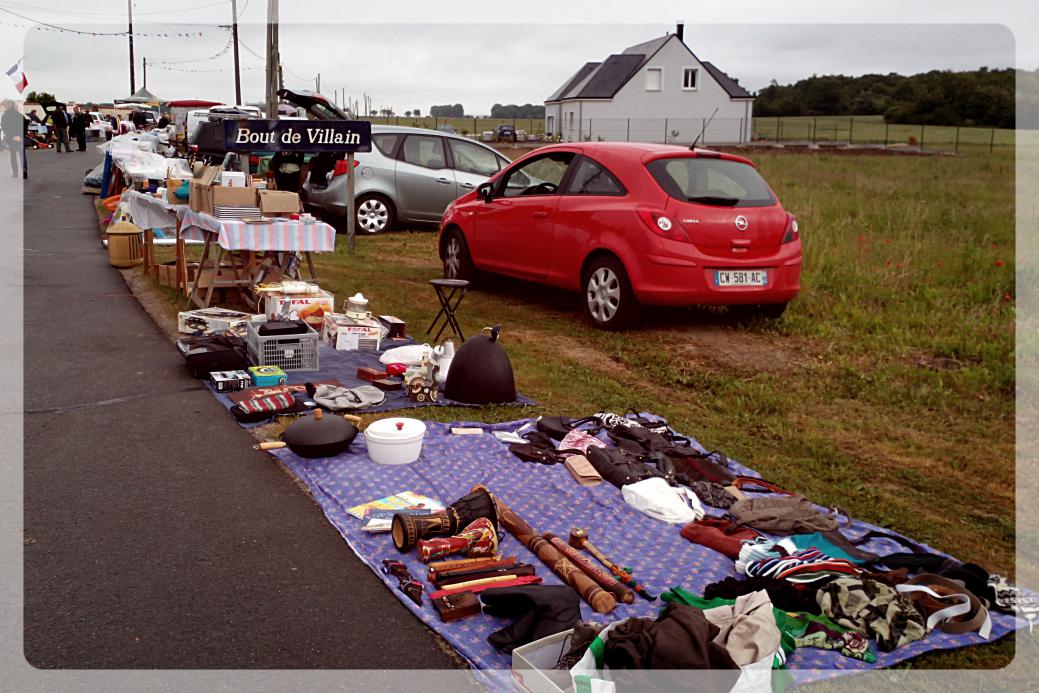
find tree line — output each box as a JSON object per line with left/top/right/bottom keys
{"left": 753, "top": 68, "right": 1015, "bottom": 128}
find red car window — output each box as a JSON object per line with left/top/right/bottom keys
{"left": 563, "top": 156, "right": 626, "bottom": 196}
{"left": 647, "top": 157, "right": 776, "bottom": 207}
{"left": 498, "top": 152, "right": 574, "bottom": 197}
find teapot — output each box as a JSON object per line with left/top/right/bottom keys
{"left": 430, "top": 340, "right": 455, "bottom": 387}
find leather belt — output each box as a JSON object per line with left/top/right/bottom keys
{"left": 896, "top": 573, "right": 992, "bottom": 639}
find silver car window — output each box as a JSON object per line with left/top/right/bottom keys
{"left": 372, "top": 133, "right": 401, "bottom": 156}
{"left": 448, "top": 139, "right": 500, "bottom": 176}
{"left": 401, "top": 135, "right": 447, "bottom": 169}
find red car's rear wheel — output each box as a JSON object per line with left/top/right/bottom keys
{"left": 583, "top": 256, "right": 638, "bottom": 330}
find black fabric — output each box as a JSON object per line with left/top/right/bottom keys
{"left": 703, "top": 575, "right": 826, "bottom": 615}
{"left": 851, "top": 529, "right": 928, "bottom": 555}
{"left": 507, "top": 430, "right": 576, "bottom": 465}
{"left": 865, "top": 552, "right": 960, "bottom": 574}
{"left": 178, "top": 334, "right": 249, "bottom": 378}
{"left": 50, "top": 108, "right": 68, "bottom": 129}
{"left": 481, "top": 585, "right": 581, "bottom": 654}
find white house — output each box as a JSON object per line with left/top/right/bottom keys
{"left": 545, "top": 24, "right": 754, "bottom": 144}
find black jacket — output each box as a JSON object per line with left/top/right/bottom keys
{"left": 1, "top": 109, "right": 26, "bottom": 141}
{"left": 70, "top": 112, "right": 89, "bottom": 135}
{"left": 51, "top": 108, "right": 68, "bottom": 129}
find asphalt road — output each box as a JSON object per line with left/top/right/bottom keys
{"left": 22, "top": 148, "right": 460, "bottom": 671}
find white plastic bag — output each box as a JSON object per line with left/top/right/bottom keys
{"left": 379, "top": 343, "right": 432, "bottom": 366}
{"left": 621, "top": 477, "right": 704, "bottom": 523}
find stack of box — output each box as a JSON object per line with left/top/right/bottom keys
{"left": 177, "top": 308, "right": 266, "bottom": 337}
{"left": 264, "top": 289, "right": 335, "bottom": 335}
{"left": 323, "top": 313, "right": 382, "bottom": 351}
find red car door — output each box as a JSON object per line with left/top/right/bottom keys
{"left": 472, "top": 151, "right": 576, "bottom": 280}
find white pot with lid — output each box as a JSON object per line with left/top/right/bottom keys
{"left": 364, "top": 417, "right": 426, "bottom": 465}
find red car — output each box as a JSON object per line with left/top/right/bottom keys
{"left": 438, "top": 142, "right": 801, "bottom": 329}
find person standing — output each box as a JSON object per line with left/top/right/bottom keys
{"left": 2, "top": 100, "right": 28, "bottom": 178}
{"left": 70, "top": 106, "right": 89, "bottom": 151}
{"left": 157, "top": 112, "right": 170, "bottom": 129}
{"left": 267, "top": 150, "right": 305, "bottom": 193}
{"left": 51, "top": 105, "right": 71, "bottom": 153}
{"left": 130, "top": 109, "right": 147, "bottom": 131}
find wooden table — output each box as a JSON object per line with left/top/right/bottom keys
{"left": 178, "top": 210, "right": 336, "bottom": 309}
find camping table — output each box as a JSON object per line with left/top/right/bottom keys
{"left": 178, "top": 209, "right": 336, "bottom": 309}
{"left": 124, "top": 190, "right": 182, "bottom": 278}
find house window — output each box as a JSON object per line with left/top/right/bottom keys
{"left": 645, "top": 67, "right": 662, "bottom": 91}
{"left": 547, "top": 115, "right": 554, "bottom": 134}
{"left": 683, "top": 68, "right": 699, "bottom": 90}
{"left": 567, "top": 112, "right": 574, "bottom": 129}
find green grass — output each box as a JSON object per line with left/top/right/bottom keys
{"left": 362, "top": 114, "right": 1014, "bottom": 153}
{"left": 143, "top": 147, "right": 1016, "bottom": 670}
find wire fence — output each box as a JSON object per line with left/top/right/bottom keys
{"left": 361, "top": 115, "right": 1015, "bottom": 154}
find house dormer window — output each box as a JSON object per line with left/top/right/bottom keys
{"left": 645, "top": 68, "right": 662, "bottom": 91}
{"left": 683, "top": 68, "right": 699, "bottom": 90}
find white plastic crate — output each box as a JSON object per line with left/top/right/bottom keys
{"left": 246, "top": 321, "right": 320, "bottom": 372}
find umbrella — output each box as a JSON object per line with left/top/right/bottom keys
{"left": 116, "top": 87, "right": 162, "bottom": 105}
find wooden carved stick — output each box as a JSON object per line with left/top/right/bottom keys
{"left": 473, "top": 485, "right": 616, "bottom": 614}
{"left": 544, "top": 533, "right": 635, "bottom": 604}
{"left": 426, "top": 554, "right": 504, "bottom": 572}
{"left": 570, "top": 527, "right": 656, "bottom": 601}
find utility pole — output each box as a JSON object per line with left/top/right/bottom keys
{"left": 143, "top": 56, "right": 147, "bottom": 90}
{"left": 127, "top": 0, "right": 136, "bottom": 93}
{"left": 265, "top": 0, "right": 280, "bottom": 119}
{"left": 231, "top": 0, "right": 242, "bottom": 105}
{"left": 315, "top": 73, "right": 320, "bottom": 93}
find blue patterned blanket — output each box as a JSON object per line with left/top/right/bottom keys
{"left": 269, "top": 416, "right": 1022, "bottom": 688}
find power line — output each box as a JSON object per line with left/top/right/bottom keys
{"left": 0, "top": 0, "right": 231, "bottom": 17}
{"left": 0, "top": 5, "right": 227, "bottom": 36}
{"left": 238, "top": 36, "right": 314, "bottom": 84}
{"left": 152, "top": 33, "right": 233, "bottom": 65}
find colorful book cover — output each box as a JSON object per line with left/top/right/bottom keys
{"left": 347, "top": 491, "right": 444, "bottom": 520}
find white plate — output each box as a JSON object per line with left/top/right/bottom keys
{"left": 714, "top": 269, "right": 768, "bottom": 287}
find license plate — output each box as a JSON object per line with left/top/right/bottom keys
{"left": 714, "top": 269, "right": 768, "bottom": 287}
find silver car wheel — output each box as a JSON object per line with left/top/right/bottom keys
{"left": 444, "top": 237, "right": 462, "bottom": 278}
{"left": 587, "top": 267, "right": 621, "bottom": 323}
{"left": 357, "top": 198, "right": 389, "bottom": 233}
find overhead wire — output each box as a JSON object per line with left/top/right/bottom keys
{"left": 0, "top": 0, "right": 232, "bottom": 17}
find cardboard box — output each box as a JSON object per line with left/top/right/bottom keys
{"left": 188, "top": 166, "right": 221, "bottom": 213}
{"left": 212, "top": 185, "right": 258, "bottom": 209}
{"left": 322, "top": 312, "right": 382, "bottom": 351}
{"left": 189, "top": 166, "right": 258, "bottom": 214}
{"left": 511, "top": 630, "right": 573, "bottom": 693}
{"left": 209, "top": 370, "right": 252, "bottom": 392}
{"left": 264, "top": 289, "right": 334, "bottom": 333}
{"left": 258, "top": 189, "right": 301, "bottom": 216}
{"left": 178, "top": 308, "right": 266, "bottom": 337}
{"left": 221, "top": 171, "right": 248, "bottom": 187}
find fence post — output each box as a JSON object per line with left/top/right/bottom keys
{"left": 777, "top": 117, "right": 783, "bottom": 142}
{"left": 588, "top": 119, "right": 592, "bottom": 141}
{"left": 954, "top": 126, "right": 960, "bottom": 154}
{"left": 990, "top": 128, "right": 995, "bottom": 153}
{"left": 812, "top": 117, "right": 817, "bottom": 144}
{"left": 626, "top": 118, "right": 630, "bottom": 142}
{"left": 849, "top": 117, "right": 854, "bottom": 144}
{"left": 834, "top": 122, "right": 837, "bottom": 142}
{"left": 434, "top": 117, "right": 438, "bottom": 130}
{"left": 702, "top": 117, "right": 706, "bottom": 145}
{"left": 919, "top": 124, "right": 925, "bottom": 151}
{"left": 663, "top": 118, "right": 668, "bottom": 144}
{"left": 884, "top": 121, "right": 889, "bottom": 147}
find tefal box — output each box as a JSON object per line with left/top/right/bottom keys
{"left": 322, "top": 312, "right": 382, "bottom": 351}
{"left": 264, "top": 289, "right": 334, "bottom": 334}
{"left": 178, "top": 308, "right": 266, "bottom": 337}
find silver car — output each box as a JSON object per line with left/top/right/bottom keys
{"left": 302, "top": 125, "right": 510, "bottom": 234}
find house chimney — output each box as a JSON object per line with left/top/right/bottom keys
{"left": 676, "top": 21, "right": 685, "bottom": 43}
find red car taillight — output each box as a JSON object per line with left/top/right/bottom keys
{"left": 782, "top": 214, "right": 799, "bottom": 244}
{"left": 637, "top": 207, "right": 689, "bottom": 243}
{"left": 332, "top": 158, "right": 360, "bottom": 177}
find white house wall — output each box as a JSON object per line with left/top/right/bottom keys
{"left": 546, "top": 36, "right": 753, "bottom": 144}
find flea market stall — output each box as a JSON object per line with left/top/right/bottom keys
{"left": 95, "top": 113, "right": 1034, "bottom": 693}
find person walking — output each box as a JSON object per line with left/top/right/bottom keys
{"left": 51, "top": 105, "right": 71, "bottom": 153}
{"left": 2, "top": 100, "right": 28, "bottom": 178}
{"left": 71, "top": 106, "right": 89, "bottom": 151}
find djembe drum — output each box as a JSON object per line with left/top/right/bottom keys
{"left": 392, "top": 488, "right": 498, "bottom": 552}
{"left": 417, "top": 517, "right": 499, "bottom": 563}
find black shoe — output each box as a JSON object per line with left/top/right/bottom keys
{"left": 23, "top": 171, "right": 27, "bottom": 179}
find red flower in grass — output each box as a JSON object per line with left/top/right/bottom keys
{"left": 936, "top": 261, "right": 944, "bottom": 268}
{"left": 1005, "top": 292, "right": 1013, "bottom": 302}
{"left": 896, "top": 263, "right": 903, "bottom": 269}
{"left": 883, "top": 239, "right": 892, "bottom": 244}
{"left": 886, "top": 261, "right": 892, "bottom": 267}
{"left": 995, "top": 260, "right": 1004, "bottom": 268}
{"left": 992, "top": 242, "right": 998, "bottom": 249}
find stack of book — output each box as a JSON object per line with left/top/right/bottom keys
{"left": 214, "top": 204, "right": 263, "bottom": 221}
{"left": 348, "top": 491, "right": 445, "bottom": 533}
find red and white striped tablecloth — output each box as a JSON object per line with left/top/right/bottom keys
{"left": 179, "top": 209, "right": 336, "bottom": 252}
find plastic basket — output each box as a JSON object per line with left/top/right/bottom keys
{"left": 246, "top": 321, "right": 320, "bottom": 372}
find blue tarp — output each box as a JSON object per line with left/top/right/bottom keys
{"left": 268, "top": 416, "right": 1024, "bottom": 689}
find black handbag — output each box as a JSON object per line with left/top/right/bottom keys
{"left": 536, "top": 415, "right": 601, "bottom": 441}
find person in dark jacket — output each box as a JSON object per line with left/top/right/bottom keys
{"left": 51, "top": 105, "right": 71, "bottom": 153}
{"left": 2, "top": 100, "right": 28, "bottom": 178}
{"left": 70, "top": 106, "right": 89, "bottom": 151}
{"left": 157, "top": 112, "right": 170, "bottom": 129}
{"left": 130, "top": 109, "right": 147, "bottom": 130}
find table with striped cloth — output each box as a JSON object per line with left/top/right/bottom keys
{"left": 179, "top": 209, "right": 337, "bottom": 252}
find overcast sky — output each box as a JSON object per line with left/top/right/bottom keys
{"left": 0, "top": 1, "right": 1035, "bottom": 111}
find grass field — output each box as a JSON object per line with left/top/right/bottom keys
{"left": 145, "top": 146, "right": 1016, "bottom": 670}
{"left": 363, "top": 113, "right": 1014, "bottom": 152}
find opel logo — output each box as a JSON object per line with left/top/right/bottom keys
{"left": 734, "top": 216, "right": 749, "bottom": 231}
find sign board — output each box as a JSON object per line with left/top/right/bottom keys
{"left": 223, "top": 119, "right": 372, "bottom": 152}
